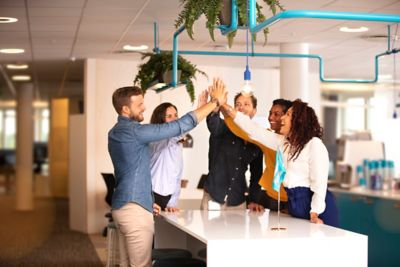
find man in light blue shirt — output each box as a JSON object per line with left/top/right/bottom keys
{"left": 108, "top": 80, "right": 226, "bottom": 267}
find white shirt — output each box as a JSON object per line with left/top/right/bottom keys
{"left": 234, "top": 112, "right": 329, "bottom": 214}
{"left": 149, "top": 136, "right": 183, "bottom": 207}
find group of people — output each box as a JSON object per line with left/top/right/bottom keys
{"left": 108, "top": 78, "right": 338, "bottom": 267}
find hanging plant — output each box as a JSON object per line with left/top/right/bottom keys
{"left": 134, "top": 52, "right": 207, "bottom": 103}
{"left": 175, "top": 0, "right": 284, "bottom": 47}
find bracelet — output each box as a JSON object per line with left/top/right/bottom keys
{"left": 210, "top": 97, "right": 220, "bottom": 107}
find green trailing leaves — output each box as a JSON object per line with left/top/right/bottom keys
{"left": 175, "top": 0, "right": 284, "bottom": 47}
{"left": 134, "top": 52, "right": 207, "bottom": 103}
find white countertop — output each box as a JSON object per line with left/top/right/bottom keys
{"left": 329, "top": 186, "right": 400, "bottom": 201}
{"left": 156, "top": 209, "right": 368, "bottom": 267}
{"left": 160, "top": 209, "right": 364, "bottom": 243}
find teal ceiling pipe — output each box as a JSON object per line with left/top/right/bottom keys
{"left": 170, "top": 2, "right": 400, "bottom": 87}
{"left": 172, "top": 34, "right": 399, "bottom": 86}
{"left": 247, "top": 8, "right": 400, "bottom": 34}
{"left": 153, "top": 22, "right": 160, "bottom": 54}
{"left": 176, "top": 49, "right": 397, "bottom": 83}
{"left": 172, "top": 26, "right": 185, "bottom": 87}
{"left": 245, "top": 1, "right": 400, "bottom": 83}
{"left": 217, "top": 0, "right": 238, "bottom": 35}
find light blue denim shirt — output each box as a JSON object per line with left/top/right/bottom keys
{"left": 108, "top": 112, "right": 198, "bottom": 213}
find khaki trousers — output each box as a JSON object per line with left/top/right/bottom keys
{"left": 200, "top": 191, "right": 246, "bottom": 210}
{"left": 112, "top": 202, "right": 154, "bottom": 267}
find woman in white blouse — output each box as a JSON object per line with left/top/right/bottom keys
{"left": 149, "top": 102, "right": 183, "bottom": 212}
{"left": 222, "top": 99, "right": 338, "bottom": 226}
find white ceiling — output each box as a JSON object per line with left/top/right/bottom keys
{"left": 0, "top": 0, "right": 399, "bottom": 100}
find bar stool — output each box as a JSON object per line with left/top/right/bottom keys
{"left": 106, "top": 222, "right": 194, "bottom": 266}
{"left": 152, "top": 248, "right": 192, "bottom": 261}
{"left": 106, "top": 222, "right": 119, "bottom": 267}
{"left": 153, "top": 258, "right": 207, "bottom": 267}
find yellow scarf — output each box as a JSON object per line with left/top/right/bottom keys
{"left": 224, "top": 117, "right": 288, "bottom": 201}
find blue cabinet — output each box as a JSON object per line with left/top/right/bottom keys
{"left": 333, "top": 192, "right": 400, "bottom": 267}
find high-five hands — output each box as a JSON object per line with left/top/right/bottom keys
{"left": 192, "top": 77, "right": 228, "bottom": 122}
{"left": 197, "top": 89, "right": 209, "bottom": 108}
{"left": 209, "top": 78, "right": 227, "bottom": 107}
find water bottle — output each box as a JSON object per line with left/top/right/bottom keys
{"left": 388, "top": 160, "right": 396, "bottom": 191}
{"left": 363, "top": 159, "right": 370, "bottom": 189}
{"left": 356, "top": 165, "right": 366, "bottom": 187}
{"left": 381, "top": 160, "right": 390, "bottom": 190}
{"left": 368, "top": 161, "right": 375, "bottom": 189}
{"left": 370, "top": 160, "right": 382, "bottom": 190}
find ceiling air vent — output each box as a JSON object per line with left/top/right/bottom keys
{"left": 361, "top": 34, "right": 399, "bottom": 42}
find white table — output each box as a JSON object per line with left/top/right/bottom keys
{"left": 155, "top": 209, "right": 367, "bottom": 267}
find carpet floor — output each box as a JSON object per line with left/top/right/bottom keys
{"left": 0, "top": 196, "right": 103, "bottom": 267}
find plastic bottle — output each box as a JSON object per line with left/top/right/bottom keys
{"left": 388, "top": 160, "right": 396, "bottom": 191}
{"left": 370, "top": 161, "right": 382, "bottom": 190}
{"left": 356, "top": 165, "right": 366, "bottom": 188}
{"left": 381, "top": 160, "right": 390, "bottom": 190}
{"left": 363, "top": 159, "right": 370, "bottom": 189}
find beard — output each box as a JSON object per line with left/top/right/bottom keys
{"left": 133, "top": 113, "right": 144, "bottom": 122}
{"left": 130, "top": 113, "right": 144, "bottom": 122}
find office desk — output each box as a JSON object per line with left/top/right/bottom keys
{"left": 155, "top": 210, "right": 367, "bottom": 267}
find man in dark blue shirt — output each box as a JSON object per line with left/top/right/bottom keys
{"left": 201, "top": 92, "right": 264, "bottom": 211}
{"left": 108, "top": 79, "right": 226, "bottom": 267}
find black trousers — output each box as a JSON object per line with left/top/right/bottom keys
{"left": 153, "top": 192, "right": 172, "bottom": 210}
{"left": 258, "top": 190, "right": 288, "bottom": 211}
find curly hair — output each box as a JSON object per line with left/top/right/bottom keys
{"left": 288, "top": 99, "right": 323, "bottom": 161}
{"left": 150, "top": 102, "right": 178, "bottom": 124}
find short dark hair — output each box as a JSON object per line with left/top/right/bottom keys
{"left": 272, "top": 98, "right": 292, "bottom": 113}
{"left": 150, "top": 102, "right": 178, "bottom": 124}
{"left": 234, "top": 92, "right": 257, "bottom": 108}
{"left": 112, "top": 86, "right": 143, "bottom": 115}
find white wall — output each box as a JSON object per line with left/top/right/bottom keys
{"left": 80, "top": 56, "right": 319, "bottom": 233}
{"left": 370, "top": 89, "right": 400, "bottom": 176}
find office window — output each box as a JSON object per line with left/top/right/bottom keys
{"left": 4, "top": 109, "right": 16, "bottom": 149}
{"left": 0, "top": 107, "right": 49, "bottom": 149}
{"left": 34, "top": 108, "right": 49, "bottom": 142}
{"left": 0, "top": 110, "right": 3, "bottom": 148}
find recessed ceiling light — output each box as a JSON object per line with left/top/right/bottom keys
{"left": 6, "top": 63, "right": 29, "bottom": 70}
{"left": 0, "top": 48, "right": 25, "bottom": 54}
{"left": 123, "top": 44, "right": 148, "bottom": 51}
{"left": 0, "top": 17, "right": 18, "bottom": 23}
{"left": 12, "top": 75, "right": 31, "bottom": 81}
{"left": 340, "top": 26, "right": 369, "bottom": 33}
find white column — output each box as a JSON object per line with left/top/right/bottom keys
{"left": 279, "top": 43, "right": 309, "bottom": 101}
{"left": 15, "top": 83, "right": 34, "bottom": 211}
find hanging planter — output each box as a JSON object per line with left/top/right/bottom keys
{"left": 219, "top": 0, "right": 232, "bottom": 26}
{"left": 134, "top": 52, "right": 207, "bottom": 103}
{"left": 175, "top": 0, "right": 284, "bottom": 47}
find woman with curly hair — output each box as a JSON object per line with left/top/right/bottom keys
{"left": 222, "top": 99, "right": 338, "bottom": 227}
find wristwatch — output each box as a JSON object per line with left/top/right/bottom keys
{"left": 210, "top": 97, "right": 220, "bottom": 107}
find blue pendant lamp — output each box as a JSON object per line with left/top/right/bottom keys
{"left": 241, "top": 3, "right": 253, "bottom": 97}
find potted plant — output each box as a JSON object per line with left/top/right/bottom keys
{"left": 175, "top": 0, "right": 284, "bottom": 47}
{"left": 134, "top": 51, "right": 207, "bottom": 103}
